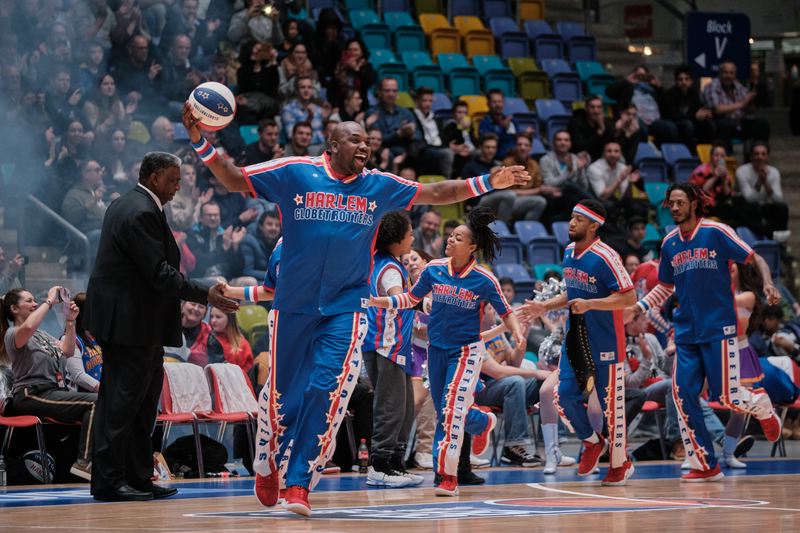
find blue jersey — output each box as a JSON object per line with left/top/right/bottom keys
{"left": 563, "top": 239, "right": 633, "bottom": 364}
{"left": 363, "top": 252, "right": 415, "bottom": 372}
{"left": 657, "top": 219, "right": 753, "bottom": 343}
{"left": 409, "top": 258, "right": 511, "bottom": 349}
{"left": 262, "top": 238, "right": 282, "bottom": 291}
{"left": 244, "top": 153, "right": 420, "bottom": 316}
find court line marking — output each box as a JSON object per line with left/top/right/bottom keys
{"left": 527, "top": 482, "right": 800, "bottom": 512}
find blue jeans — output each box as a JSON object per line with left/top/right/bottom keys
{"left": 475, "top": 375, "right": 541, "bottom": 446}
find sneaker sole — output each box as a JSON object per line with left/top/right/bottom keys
{"left": 601, "top": 463, "right": 635, "bottom": 486}
{"left": 434, "top": 487, "right": 459, "bottom": 496}
{"left": 69, "top": 466, "right": 91, "bottom": 481}
{"left": 500, "top": 456, "right": 540, "bottom": 467}
{"left": 283, "top": 501, "right": 312, "bottom": 517}
{"left": 577, "top": 441, "right": 607, "bottom": 476}
{"left": 253, "top": 486, "right": 282, "bottom": 508}
{"left": 366, "top": 478, "right": 415, "bottom": 488}
{"left": 733, "top": 435, "right": 755, "bottom": 457}
{"left": 680, "top": 472, "right": 724, "bottom": 483}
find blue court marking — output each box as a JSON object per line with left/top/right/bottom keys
{"left": 2, "top": 459, "right": 800, "bottom": 508}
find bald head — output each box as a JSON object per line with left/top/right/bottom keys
{"left": 329, "top": 121, "right": 367, "bottom": 147}
{"left": 327, "top": 121, "right": 370, "bottom": 176}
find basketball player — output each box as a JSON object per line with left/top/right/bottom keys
{"left": 182, "top": 105, "right": 530, "bottom": 516}
{"left": 520, "top": 200, "right": 637, "bottom": 486}
{"left": 370, "top": 206, "right": 524, "bottom": 496}
{"left": 632, "top": 183, "right": 781, "bottom": 482}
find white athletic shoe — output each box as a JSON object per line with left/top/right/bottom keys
{"left": 470, "top": 454, "right": 490, "bottom": 469}
{"left": 414, "top": 452, "right": 434, "bottom": 469}
{"left": 366, "top": 466, "right": 415, "bottom": 488}
{"left": 399, "top": 469, "right": 425, "bottom": 485}
{"left": 720, "top": 454, "right": 747, "bottom": 469}
{"left": 681, "top": 460, "right": 691, "bottom": 470}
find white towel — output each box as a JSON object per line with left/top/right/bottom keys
{"left": 164, "top": 362, "right": 212, "bottom": 414}
{"left": 206, "top": 363, "right": 258, "bottom": 414}
{"left": 767, "top": 356, "right": 796, "bottom": 384}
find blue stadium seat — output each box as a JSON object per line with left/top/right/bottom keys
{"left": 383, "top": 11, "right": 415, "bottom": 30}
{"left": 528, "top": 239, "right": 561, "bottom": 266}
{"left": 555, "top": 21, "right": 597, "bottom": 62}
{"left": 488, "top": 17, "right": 529, "bottom": 59}
{"left": 345, "top": 0, "right": 373, "bottom": 9}
{"left": 482, "top": 0, "right": 513, "bottom": 20}
{"left": 432, "top": 92, "right": 453, "bottom": 120}
{"left": 309, "top": 0, "right": 336, "bottom": 10}
{"left": 496, "top": 237, "right": 525, "bottom": 265}
{"left": 361, "top": 25, "right": 392, "bottom": 50}
{"left": 661, "top": 143, "right": 701, "bottom": 183}
{"left": 349, "top": 9, "right": 381, "bottom": 30}
{"left": 753, "top": 240, "right": 781, "bottom": 277}
{"left": 534, "top": 99, "right": 571, "bottom": 142}
{"left": 471, "top": 55, "right": 516, "bottom": 95}
{"left": 574, "top": 61, "right": 615, "bottom": 103}
{"left": 402, "top": 51, "right": 446, "bottom": 93}
{"left": 437, "top": 53, "right": 481, "bottom": 97}
{"left": 540, "top": 59, "right": 583, "bottom": 105}
{"left": 369, "top": 48, "right": 398, "bottom": 68}
{"left": 239, "top": 125, "right": 258, "bottom": 145}
{"left": 551, "top": 221, "right": 570, "bottom": 249}
{"left": 513, "top": 221, "right": 549, "bottom": 245}
{"left": 643, "top": 182, "right": 668, "bottom": 209}
{"left": 504, "top": 97, "right": 529, "bottom": 115}
{"left": 450, "top": 0, "right": 480, "bottom": 18}
{"left": 634, "top": 142, "right": 668, "bottom": 183}
{"left": 523, "top": 20, "right": 564, "bottom": 61}
{"left": 383, "top": 12, "right": 427, "bottom": 50}
{"left": 489, "top": 220, "right": 512, "bottom": 236}
{"left": 530, "top": 137, "right": 547, "bottom": 160}
{"left": 494, "top": 263, "right": 533, "bottom": 283}
{"left": 381, "top": 0, "right": 410, "bottom": 13}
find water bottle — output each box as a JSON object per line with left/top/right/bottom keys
{"left": 0, "top": 454, "right": 7, "bottom": 487}
{"left": 357, "top": 439, "right": 369, "bottom": 474}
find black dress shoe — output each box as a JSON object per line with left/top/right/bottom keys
{"left": 149, "top": 485, "right": 179, "bottom": 499}
{"left": 93, "top": 485, "right": 154, "bottom": 502}
{"left": 458, "top": 471, "right": 486, "bottom": 485}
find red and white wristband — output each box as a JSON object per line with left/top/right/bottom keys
{"left": 466, "top": 174, "right": 493, "bottom": 198}
{"left": 243, "top": 286, "right": 259, "bottom": 303}
{"left": 191, "top": 137, "right": 219, "bottom": 164}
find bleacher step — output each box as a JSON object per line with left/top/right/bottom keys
{"left": 25, "top": 262, "right": 68, "bottom": 279}
{"left": 24, "top": 246, "right": 65, "bottom": 263}
{"left": 0, "top": 227, "right": 17, "bottom": 248}
{"left": 25, "top": 276, "right": 88, "bottom": 297}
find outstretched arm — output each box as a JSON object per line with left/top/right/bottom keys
{"left": 571, "top": 289, "right": 636, "bottom": 314}
{"left": 518, "top": 292, "right": 569, "bottom": 320}
{"left": 414, "top": 165, "right": 530, "bottom": 205}
{"left": 749, "top": 252, "right": 780, "bottom": 305}
{"left": 221, "top": 283, "right": 275, "bottom": 302}
{"left": 369, "top": 292, "right": 421, "bottom": 309}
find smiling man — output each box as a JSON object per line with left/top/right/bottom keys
{"left": 182, "top": 104, "right": 531, "bottom": 516}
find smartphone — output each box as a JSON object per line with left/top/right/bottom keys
{"left": 22, "top": 255, "right": 29, "bottom": 265}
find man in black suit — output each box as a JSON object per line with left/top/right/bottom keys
{"left": 84, "top": 152, "right": 239, "bottom": 502}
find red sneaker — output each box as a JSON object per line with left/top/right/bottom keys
{"left": 434, "top": 474, "right": 459, "bottom": 497}
{"left": 282, "top": 486, "right": 312, "bottom": 517}
{"left": 471, "top": 409, "right": 497, "bottom": 457}
{"left": 759, "top": 413, "right": 782, "bottom": 443}
{"left": 681, "top": 464, "right": 724, "bottom": 483}
{"left": 254, "top": 471, "right": 280, "bottom": 507}
{"left": 577, "top": 434, "right": 607, "bottom": 476}
{"left": 601, "top": 460, "right": 635, "bottom": 486}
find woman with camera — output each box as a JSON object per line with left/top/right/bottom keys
{"left": 0, "top": 286, "right": 96, "bottom": 481}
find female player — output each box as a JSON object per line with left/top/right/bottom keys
{"left": 370, "top": 207, "right": 524, "bottom": 496}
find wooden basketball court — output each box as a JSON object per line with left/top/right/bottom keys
{"left": 3, "top": 459, "right": 800, "bottom": 532}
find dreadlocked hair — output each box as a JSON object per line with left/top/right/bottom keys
{"left": 465, "top": 206, "right": 500, "bottom": 264}
{"left": 0, "top": 288, "right": 25, "bottom": 366}
{"left": 737, "top": 261, "right": 765, "bottom": 336}
{"left": 664, "top": 183, "right": 707, "bottom": 217}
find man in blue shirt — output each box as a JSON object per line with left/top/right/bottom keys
{"left": 182, "top": 103, "right": 530, "bottom": 516}
{"left": 367, "top": 77, "right": 418, "bottom": 158}
{"left": 478, "top": 90, "right": 535, "bottom": 159}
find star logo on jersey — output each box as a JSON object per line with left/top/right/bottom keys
{"left": 197, "top": 90, "right": 209, "bottom": 99}
{"left": 709, "top": 249, "right": 717, "bottom": 258}
{"left": 368, "top": 201, "right": 377, "bottom": 212}
{"left": 589, "top": 276, "right": 597, "bottom": 284}
{"left": 294, "top": 194, "right": 304, "bottom": 205}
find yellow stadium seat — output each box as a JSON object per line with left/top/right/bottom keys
{"left": 696, "top": 144, "right": 711, "bottom": 164}
{"left": 419, "top": 175, "right": 446, "bottom": 184}
{"left": 436, "top": 202, "right": 464, "bottom": 223}
{"left": 453, "top": 16, "right": 487, "bottom": 36}
{"left": 236, "top": 304, "right": 268, "bottom": 346}
{"left": 518, "top": 0, "right": 545, "bottom": 21}
{"left": 416, "top": 0, "right": 443, "bottom": 14}
{"left": 420, "top": 14, "right": 462, "bottom": 56}
{"left": 396, "top": 91, "right": 415, "bottom": 109}
{"left": 460, "top": 95, "right": 489, "bottom": 117}
{"left": 419, "top": 14, "right": 452, "bottom": 35}
{"left": 453, "top": 16, "right": 495, "bottom": 56}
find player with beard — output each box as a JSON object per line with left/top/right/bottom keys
{"left": 631, "top": 183, "right": 781, "bottom": 482}
{"left": 182, "top": 104, "right": 530, "bottom": 516}
{"left": 520, "top": 199, "right": 637, "bottom": 486}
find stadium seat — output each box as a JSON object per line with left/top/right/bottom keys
{"left": 482, "top": 0, "right": 513, "bottom": 21}
{"left": 495, "top": 236, "right": 525, "bottom": 265}
{"left": 736, "top": 226, "right": 760, "bottom": 246}
{"left": 419, "top": 14, "right": 462, "bottom": 55}
{"left": 436, "top": 201, "right": 464, "bottom": 223}
{"left": 504, "top": 98, "right": 538, "bottom": 132}
{"left": 453, "top": 16, "right": 496, "bottom": 58}
{"left": 360, "top": 25, "right": 392, "bottom": 50}
{"left": 383, "top": 12, "right": 427, "bottom": 50}
{"left": 204, "top": 364, "right": 258, "bottom": 455}
{"left": 555, "top": 21, "right": 597, "bottom": 62}
{"left": 551, "top": 221, "right": 570, "bottom": 248}
{"left": 369, "top": 48, "right": 398, "bottom": 68}
{"left": 0, "top": 415, "right": 50, "bottom": 483}
{"left": 530, "top": 137, "right": 547, "bottom": 160}
{"left": 518, "top": 0, "right": 545, "bottom": 21}
{"left": 460, "top": 95, "right": 489, "bottom": 119}
{"left": 349, "top": 9, "right": 380, "bottom": 30}
{"left": 534, "top": 99, "right": 571, "bottom": 141}
{"left": 513, "top": 220, "right": 549, "bottom": 245}
{"left": 239, "top": 125, "right": 258, "bottom": 145}
{"left": 575, "top": 61, "right": 616, "bottom": 102}
{"left": 432, "top": 92, "right": 454, "bottom": 120}
{"left": 309, "top": 0, "right": 336, "bottom": 10}
{"left": 418, "top": 174, "right": 447, "bottom": 184}
{"left": 237, "top": 304, "right": 268, "bottom": 346}
{"left": 504, "top": 97, "right": 529, "bottom": 115}
{"left": 533, "top": 263, "right": 564, "bottom": 280}
{"left": 383, "top": 11, "right": 415, "bottom": 30}
{"left": 696, "top": 143, "right": 711, "bottom": 164}
{"left": 415, "top": 0, "right": 443, "bottom": 13}
{"left": 642, "top": 223, "right": 661, "bottom": 252}
{"left": 489, "top": 220, "right": 512, "bottom": 236}
{"left": 508, "top": 57, "right": 550, "bottom": 102}
{"left": 523, "top": 20, "right": 563, "bottom": 61}
{"left": 450, "top": 0, "right": 480, "bottom": 18}
{"left": 494, "top": 263, "right": 533, "bottom": 283}
{"left": 661, "top": 143, "right": 701, "bottom": 183}
{"left": 396, "top": 91, "right": 415, "bottom": 108}
{"left": 401, "top": 51, "right": 446, "bottom": 93}
{"left": 528, "top": 239, "right": 561, "bottom": 267}
{"left": 753, "top": 240, "right": 781, "bottom": 277}
{"left": 643, "top": 182, "right": 668, "bottom": 209}
{"left": 540, "top": 58, "right": 583, "bottom": 105}
{"left": 345, "top": 0, "right": 373, "bottom": 10}
{"left": 488, "top": 17, "right": 529, "bottom": 59}
{"left": 437, "top": 53, "right": 481, "bottom": 97}
{"left": 471, "top": 54, "right": 516, "bottom": 95}
{"left": 634, "top": 142, "right": 668, "bottom": 183}
{"left": 381, "top": 0, "right": 410, "bottom": 13}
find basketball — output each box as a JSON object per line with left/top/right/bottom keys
{"left": 23, "top": 450, "right": 56, "bottom": 483}
{"left": 188, "top": 81, "right": 236, "bottom": 131}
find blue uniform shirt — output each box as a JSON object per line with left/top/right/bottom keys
{"left": 658, "top": 219, "right": 753, "bottom": 343}
{"left": 563, "top": 239, "right": 633, "bottom": 364}
{"left": 363, "top": 252, "right": 415, "bottom": 373}
{"left": 262, "top": 238, "right": 282, "bottom": 291}
{"left": 410, "top": 257, "right": 512, "bottom": 349}
{"left": 244, "top": 153, "right": 420, "bottom": 315}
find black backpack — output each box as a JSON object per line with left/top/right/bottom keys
{"left": 163, "top": 435, "right": 228, "bottom": 478}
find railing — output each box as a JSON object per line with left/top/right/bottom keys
{"left": 26, "top": 194, "right": 91, "bottom": 273}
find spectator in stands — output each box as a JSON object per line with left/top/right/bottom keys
{"left": 366, "top": 127, "right": 394, "bottom": 173}
{"left": 616, "top": 218, "right": 651, "bottom": 262}
{"left": 283, "top": 121, "right": 315, "bottom": 157}
{"left": 0, "top": 247, "right": 23, "bottom": 295}
{"left": 62, "top": 159, "right": 107, "bottom": 236}
{"left": 44, "top": 65, "right": 84, "bottom": 135}
{"left": 412, "top": 210, "right": 443, "bottom": 259}
{"left": 242, "top": 118, "right": 283, "bottom": 165}
{"left": 280, "top": 75, "right": 326, "bottom": 151}
{"left": 161, "top": 0, "right": 224, "bottom": 61}
{"left": 623, "top": 253, "right": 641, "bottom": 276}
{"left": 109, "top": 35, "right": 165, "bottom": 118}
{"left": 369, "top": 77, "right": 418, "bottom": 159}
{"left": 227, "top": 0, "right": 283, "bottom": 50}
{"left": 145, "top": 116, "right": 179, "bottom": 154}
{"left": 412, "top": 87, "right": 454, "bottom": 177}
{"left": 461, "top": 133, "right": 500, "bottom": 179}
{"left": 279, "top": 19, "right": 303, "bottom": 59}
{"left": 752, "top": 304, "right": 800, "bottom": 362}
{"left": 327, "top": 37, "right": 374, "bottom": 111}
{"left": 206, "top": 172, "right": 258, "bottom": 229}
{"left": 614, "top": 104, "right": 645, "bottom": 163}
{"left": 498, "top": 134, "right": 548, "bottom": 223}
{"left": 159, "top": 34, "right": 204, "bottom": 112}
{"left": 441, "top": 99, "right": 475, "bottom": 179}
{"left": 241, "top": 210, "right": 281, "bottom": 281}
{"left": 43, "top": 119, "right": 91, "bottom": 210}
{"left": 735, "top": 142, "right": 790, "bottom": 242}
{"left": 479, "top": 89, "right": 533, "bottom": 158}
{"left": 70, "top": 3, "right": 114, "bottom": 51}
{"left": 77, "top": 42, "right": 107, "bottom": 94}
{"left": 702, "top": 61, "right": 770, "bottom": 148}
{"left": 311, "top": 7, "right": 345, "bottom": 84}
{"left": 82, "top": 74, "right": 133, "bottom": 138}
{"left": 65, "top": 292, "right": 102, "bottom": 393}
{"left": 539, "top": 130, "right": 592, "bottom": 219}
{"left": 207, "top": 307, "right": 253, "bottom": 372}
{"left": 186, "top": 201, "right": 246, "bottom": 278}
{"left": 178, "top": 300, "right": 211, "bottom": 366}
{"left": 96, "top": 127, "right": 133, "bottom": 193}
{"left": 606, "top": 65, "right": 678, "bottom": 146}
{"left": 0, "top": 286, "right": 94, "bottom": 480}
{"left": 660, "top": 65, "right": 714, "bottom": 149}
{"left": 587, "top": 140, "right": 648, "bottom": 224}
{"left": 331, "top": 88, "right": 365, "bottom": 125}
{"left": 568, "top": 94, "right": 616, "bottom": 161}
{"left": 168, "top": 208, "right": 197, "bottom": 277}
{"left": 748, "top": 61, "right": 770, "bottom": 109}
{"left": 167, "top": 162, "right": 207, "bottom": 231}
{"left": 236, "top": 40, "right": 280, "bottom": 123}
{"left": 278, "top": 42, "right": 317, "bottom": 100}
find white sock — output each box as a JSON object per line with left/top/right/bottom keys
{"left": 585, "top": 432, "right": 600, "bottom": 444}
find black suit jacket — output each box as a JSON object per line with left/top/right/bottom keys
{"left": 84, "top": 186, "right": 209, "bottom": 348}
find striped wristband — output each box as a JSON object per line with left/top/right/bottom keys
{"left": 466, "top": 174, "right": 494, "bottom": 197}
{"left": 192, "top": 137, "right": 218, "bottom": 164}
{"left": 243, "top": 286, "right": 259, "bottom": 303}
